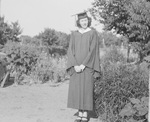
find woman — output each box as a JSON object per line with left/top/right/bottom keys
{"left": 66, "top": 12, "right": 101, "bottom": 122}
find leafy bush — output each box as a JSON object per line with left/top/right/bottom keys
{"left": 100, "top": 46, "right": 127, "bottom": 64}
{"left": 0, "top": 17, "right": 22, "bottom": 45}
{"left": 119, "top": 97, "right": 148, "bottom": 122}
{"left": 94, "top": 47, "right": 149, "bottom": 122}
{"left": 1, "top": 40, "right": 68, "bottom": 85}
{"left": 24, "top": 53, "right": 68, "bottom": 84}
{"left": 2, "top": 41, "right": 40, "bottom": 84}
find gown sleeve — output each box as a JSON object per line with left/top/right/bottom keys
{"left": 66, "top": 32, "right": 78, "bottom": 76}
{"left": 82, "top": 30, "right": 101, "bottom": 78}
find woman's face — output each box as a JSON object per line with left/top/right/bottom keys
{"left": 79, "top": 18, "right": 88, "bottom": 29}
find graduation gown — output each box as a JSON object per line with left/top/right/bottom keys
{"left": 66, "top": 29, "right": 101, "bottom": 111}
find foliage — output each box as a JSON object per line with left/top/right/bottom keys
{"left": 36, "top": 28, "right": 59, "bottom": 46}
{"left": 119, "top": 97, "right": 148, "bottom": 122}
{"left": 90, "top": 0, "right": 132, "bottom": 34}
{"left": 20, "top": 35, "right": 33, "bottom": 45}
{"left": 90, "top": 0, "right": 150, "bottom": 62}
{"left": 25, "top": 53, "right": 68, "bottom": 84}
{"left": 35, "top": 28, "right": 69, "bottom": 48}
{"left": 35, "top": 28, "right": 70, "bottom": 56}
{"left": 100, "top": 46, "right": 126, "bottom": 63}
{"left": 0, "top": 17, "right": 22, "bottom": 46}
{"left": 126, "top": 0, "right": 150, "bottom": 62}
{"left": 1, "top": 38, "right": 68, "bottom": 85}
{"left": 94, "top": 47, "right": 149, "bottom": 122}
{"left": 2, "top": 41, "right": 40, "bottom": 84}
{"left": 100, "top": 46, "right": 137, "bottom": 64}
{"left": 20, "top": 35, "right": 44, "bottom": 51}
{"left": 0, "top": 22, "right": 70, "bottom": 85}
{"left": 56, "top": 31, "right": 70, "bottom": 49}
{"left": 100, "top": 31, "right": 124, "bottom": 47}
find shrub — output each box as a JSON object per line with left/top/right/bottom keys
{"left": 50, "top": 56, "right": 68, "bottom": 82}
{"left": 25, "top": 53, "right": 68, "bottom": 84}
{"left": 1, "top": 41, "right": 68, "bottom": 85}
{"left": 2, "top": 41, "right": 40, "bottom": 84}
{"left": 100, "top": 46, "right": 126, "bottom": 64}
{"left": 94, "top": 47, "right": 149, "bottom": 122}
{"left": 119, "top": 97, "right": 148, "bottom": 122}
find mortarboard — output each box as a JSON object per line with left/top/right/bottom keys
{"left": 77, "top": 11, "right": 88, "bottom": 20}
{"left": 72, "top": 11, "right": 89, "bottom": 27}
{"left": 72, "top": 10, "right": 89, "bottom": 20}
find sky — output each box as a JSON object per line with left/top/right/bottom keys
{"left": 1, "top": 0, "right": 103, "bottom": 37}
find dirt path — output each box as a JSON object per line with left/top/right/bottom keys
{"left": 0, "top": 81, "right": 98, "bottom": 122}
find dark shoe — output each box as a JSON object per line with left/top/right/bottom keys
{"left": 74, "top": 120, "right": 81, "bottom": 122}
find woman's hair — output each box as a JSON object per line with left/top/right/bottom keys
{"left": 76, "top": 17, "right": 92, "bottom": 28}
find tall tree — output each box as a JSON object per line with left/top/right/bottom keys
{"left": 36, "top": 28, "right": 58, "bottom": 46}
{"left": 90, "top": 0, "right": 150, "bottom": 62}
{"left": 35, "top": 28, "right": 70, "bottom": 56}
{"left": 0, "top": 17, "right": 22, "bottom": 46}
{"left": 10, "top": 21, "right": 22, "bottom": 42}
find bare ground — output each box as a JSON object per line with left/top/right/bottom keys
{"left": 0, "top": 80, "right": 98, "bottom": 122}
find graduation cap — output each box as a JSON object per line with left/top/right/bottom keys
{"left": 77, "top": 12, "right": 88, "bottom": 20}
{"left": 72, "top": 11, "right": 90, "bottom": 27}
{"left": 72, "top": 11, "right": 89, "bottom": 20}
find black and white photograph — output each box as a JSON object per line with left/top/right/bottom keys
{"left": 0, "top": 0, "right": 149, "bottom": 122}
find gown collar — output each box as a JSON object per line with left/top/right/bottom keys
{"left": 78, "top": 28, "right": 91, "bottom": 34}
